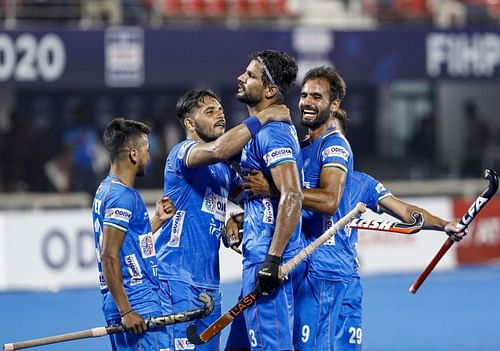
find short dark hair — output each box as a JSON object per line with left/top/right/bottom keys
{"left": 103, "top": 118, "right": 150, "bottom": 162}
{"left": 176, "top": 89, "right": 221, "bottom": 123}
{"left": 250, "top": 50, "right": 298, "bottom": 95}
{"left": 302, "top": 66, "right": 346, "bottom": 102}
{"left": 335, "top": 108, "right": 349, "bottom": 134}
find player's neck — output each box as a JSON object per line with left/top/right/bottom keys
{"left": 308, "top": 120, "right": 335, "bottom": 141}
{"left": 247, "top": 97, "right": 279, "bottom": 115}
{"left": 109, "top": 163, "right": 136, "bottom": 188}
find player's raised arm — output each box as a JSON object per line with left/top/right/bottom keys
{"left": 186, "top": 103, "right": 291, "bottom": 168}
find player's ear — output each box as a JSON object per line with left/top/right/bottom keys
{"left": 128, "top": 148, "right": 138, "bottom": 165}
{"left": 184, "top": 117, "right": 195, "bottom": 131}
{"left": 330, "top": 98, "right": 340, "bottom": 115}
{"left": 265, "top": 85, "right": 279, "bottom": 99}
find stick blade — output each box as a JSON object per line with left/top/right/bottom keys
{"left": 186, "top": 324, "right": 205, "bottom": 345}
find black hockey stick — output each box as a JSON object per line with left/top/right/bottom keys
{"left": 409, "top": 169, "right": 499, "bottom": 294}
{"left": 349, "top": 211, "right": 424, "bottom": 234}
{"left": 3, "top": 293, "right": 214, "bottom": 351}
{"left": 186, "top": 203, "right": 366, "bottom": 345}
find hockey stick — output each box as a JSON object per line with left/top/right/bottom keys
{"left": 349, "top": 211, "right": 424, "bottom": 234}
{"left": 3, "top": 293, "right": 214, "bottom": 351}
{"left": 186, "top": 202, "right": 366, "bottom": 345}
{"left": 409, "top": 169, "right": 499, "bottom": 294}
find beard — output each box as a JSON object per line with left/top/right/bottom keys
{"left": 136, "top": 167, "right": 146, "bottom": 177}
{"left": 194, "top": 121, "right": 221, "bottom": 142}
{"left": 300, "top": 107, "right": 331, "bottom": 130}
{"left": 236, "top": 90, "right": 260, "bottom": 106}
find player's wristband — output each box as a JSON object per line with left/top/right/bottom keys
{"left": 242, "top": 116, "right": 263, "bottom": 138}
{"left": 120, "top": 309, "right": 133, "bottom": 317}
{"left": 265, "top": 254, "right": 281, "bottom": 264}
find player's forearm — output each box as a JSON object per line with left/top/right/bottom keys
{"left": 150, "top": 215, "right": 163, "bottom": 233}
{"left": 388, "top": 202, "right": 447, "bottom": 231}
{"left": 101, "top": 254, "right": 131, "bottom": 315}
{"left": 187, "top": 125, "right": 252, "bottom": 167}
{"left": 267, "top": 190, "right": 303, "bottom": 257}
{"left": 302, "top": 188, "right": 340, "bottom": 216}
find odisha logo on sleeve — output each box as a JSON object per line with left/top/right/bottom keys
{"left": 322, "top": 146, "right": 349, "bottom": 162}
{"left": 264, "top": 148, "right": 293, "bottom": 164}
{"left": 105, "top": 208, "right": 132, "bottom": 221}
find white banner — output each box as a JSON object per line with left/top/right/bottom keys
{"left": 0, "top": 208, "right": 243, "bottom": 291}
{"left": 0, "top": 210, "right": 97, "bottom": 291}
{"left": 357, "top": 197, "right": 457, "bottom": 275}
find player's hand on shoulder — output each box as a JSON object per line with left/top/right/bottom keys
{"left": 444, "top": 221, "right": 468, "bottom": 242}
{"left": 121, "top": 310, "right": 147, "bottom": 334}
{"left": 156, "top": 196, "right": 176, "bottom": 222}
{"left": 255, "top": 104, "right": 291, "bottom": 124}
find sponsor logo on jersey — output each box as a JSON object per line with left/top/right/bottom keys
{"left": 323, "top": 216, "right": 336, "bottom": 245}
{"left": 167, "top": 211, "right": 185, "bottom": 247}
{"left": 139, "top": 232, "right": 155, "bottom": 258}
{"left": 322, "top": 145, "right": 349, "bottom": 162}
{"left": 174, "top": 338, "right": 195, "bottom": 350}
{"left": 99, "top": 273, "right": 107, "bottom": 290}
{"left": 209, "top": 218, "right": 224, "bottom": 238}
{"left": 178, "top": 140, "right": 196, "bottom": 160}
{"left": 263, "top": 147, "right": 293, "bottom": 166}
{"left": 125, "top": 254, "right": 143, "bottom": 285}
{"left": 104, "top": 208, "right": 132, "bottom": 223}
{"left": 201, "top": 187, "right": 227, "bottom": 222}
{"left": 375, "top": 182, "right": 388, "bottom": 194}
{"left": 262, "top": 198, "right": 275, "bottom": 224}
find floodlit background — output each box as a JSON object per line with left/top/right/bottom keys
{"left": 0, "top": 1, "right": 499, "bottom": 350}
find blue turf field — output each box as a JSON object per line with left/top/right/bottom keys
{"left": 1, "top": 265, "right": 499, "bottom": 351}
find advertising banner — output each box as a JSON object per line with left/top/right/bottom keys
{"left": 1, "top": 27, "right": 500, "bottom": 90}
{"left": 454, "top": 198, "right": 500, "bottom": 264}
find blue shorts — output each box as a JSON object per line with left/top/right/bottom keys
{"left": 106, "top": 312, "right": 171, "bottom": 351}
{"left": 293, "top": 274, "right": 348, "bottom": 351}
{"left": 334, "top": 276, "right": 363, "bottom": 351}
{"left": 241, "top": 263, "right": 294, "bottom": 351}
{"left": 159, "top": 280, "right": 222, "bottom": 351}
{"left": 225, "top": 261, "right": 307, "bottom": 351}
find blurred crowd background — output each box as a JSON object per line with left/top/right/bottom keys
{"left": 0, "top": 0, "right": 499, "bottom": 196}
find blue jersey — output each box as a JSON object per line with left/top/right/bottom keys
{"left": 156, "top": 140, "right": 241, "bottom": 289}
{"left": 350, "top": 171, "right": 391, "bottom": 277}
{"left": 240, "top": 122, "right": 303, "bottom": 267}
{"left": 92, "top": 175, "right": 160, "bottom": 319}
{"left": 301, "top": 128, "right": 355, "bottom": 282}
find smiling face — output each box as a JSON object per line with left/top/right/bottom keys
{"left": 236, "top": 59, "right": 266, "bottom": 106}
{"left": 188, "top": 95, "right": 226, "bottom": 142}
{"left": 299, "top": 77, "right": 339, "bottom": 130}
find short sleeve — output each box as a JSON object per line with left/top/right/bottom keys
{"left": 103, "top": 190, "right": 137, "bottom": 233}
{"left": 259, "top": 124, "right": 298, "bottom": 169}
{"left": 320, "top": 134, "right": 351, "bottom": 174}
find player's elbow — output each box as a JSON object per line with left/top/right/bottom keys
{"left": 323, "top": 199, "right": 339, "bottom": 217}
{"left": 281, "top": 189, "right": 303, "bottom": 210}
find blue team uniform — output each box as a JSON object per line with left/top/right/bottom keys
{"left": 294, "top": 127, "right": 355, "bottom": 351}
{"left": 238, "top": 121, "right": 303, "bottom": 351}
{"left": 92, "top": 175, "right": 168, "bottom": 351}
{"left": 334, "top": 171, "right": 391, "bottom": 351}
{"left": 156, "top": 139, "right": 241, "bottom": 351}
